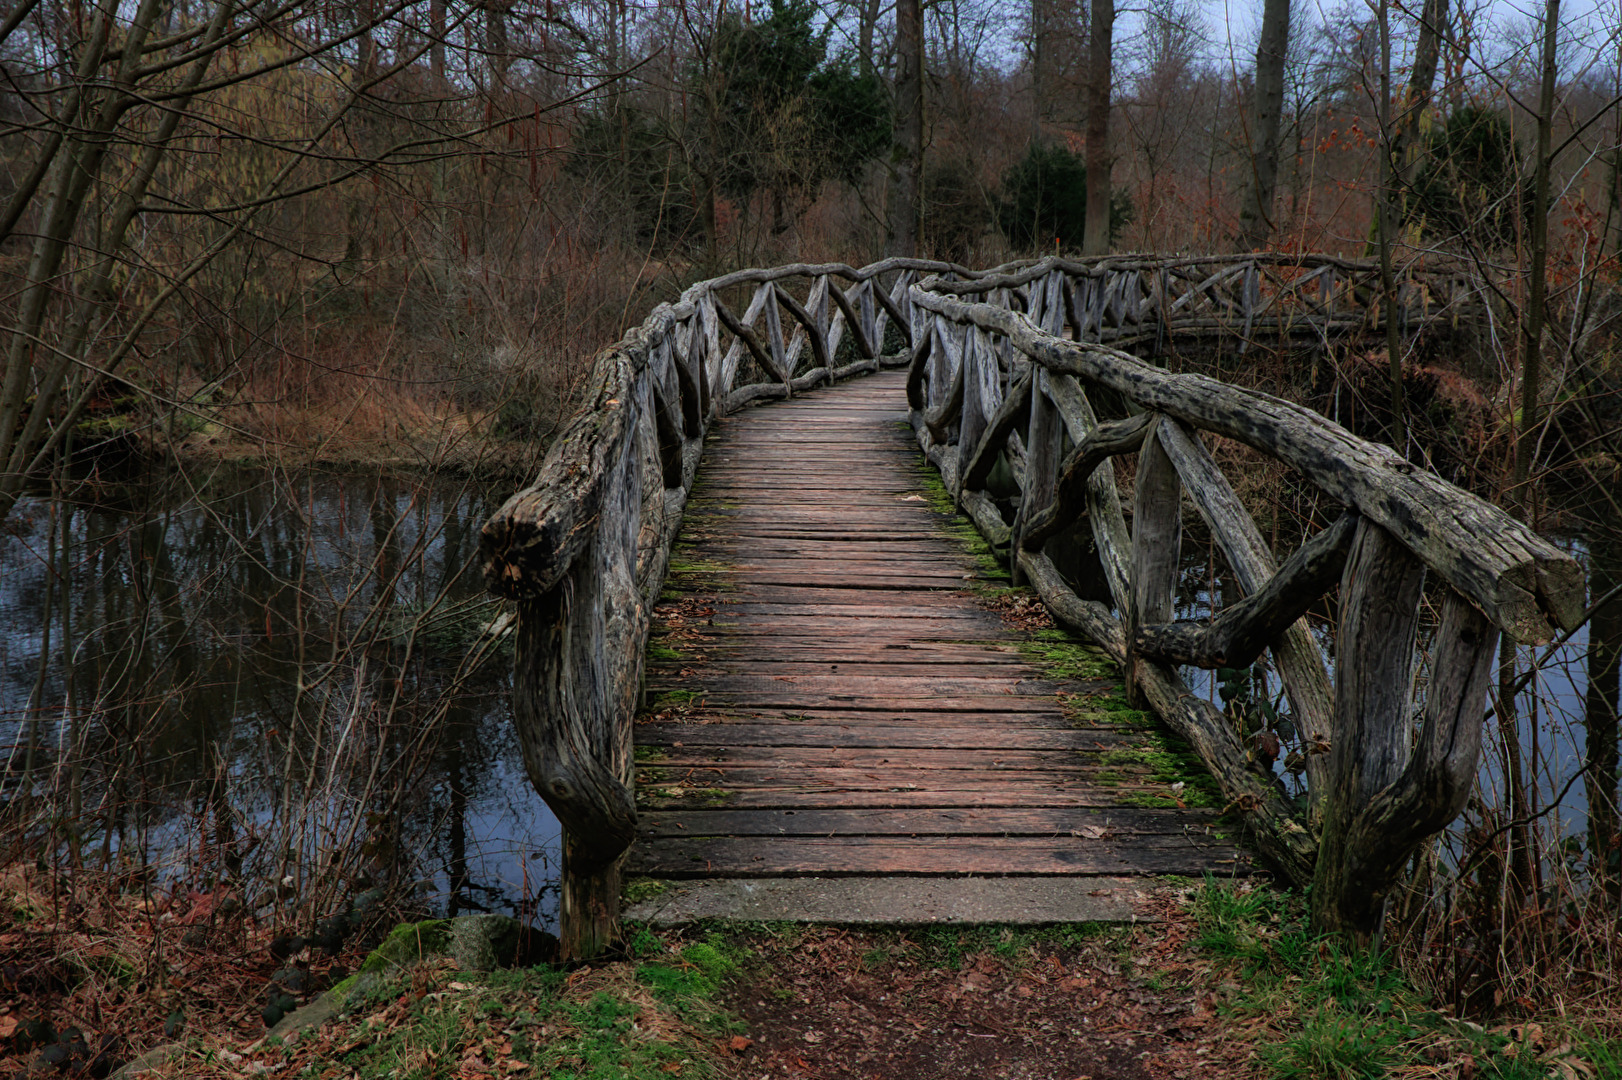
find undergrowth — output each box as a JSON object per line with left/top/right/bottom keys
{"left": 1190, "top": 877, "right": 1619, "bottom": 1079}
{"left": 147, "top": 930, "right": 748, "bottom": 1079}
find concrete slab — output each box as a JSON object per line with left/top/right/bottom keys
{"left": 624, "top": 876, "right": 1155, "bottom": 926}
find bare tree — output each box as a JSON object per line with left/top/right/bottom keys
{"left": 1083, "top": 0, "right": 1114, "bottom": 254}
{"left": 1237, "top": 0, "right": 1290, "bottom": 249}
{"left": 889, "top": 0, "right": 924, "bottom": 255}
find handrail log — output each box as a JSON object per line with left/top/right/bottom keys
{"left": 1134, "top": 510, "right": 1359, "bottom": 668}
{"left": 910, "top": 286, "right": 1585, "bottom": 645}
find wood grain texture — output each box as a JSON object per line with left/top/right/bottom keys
{"left": 638, "top": 370, "right": 1242, "bottom": 884}
{"left": 910, "top": 285, "right": 1585, "bottom": 643}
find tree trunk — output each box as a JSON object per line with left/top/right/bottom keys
{"left": 1311, "top": 520, "right": 1424, "bottom": 944}
{"left": 1587, "top": 527, "right": 1622, "bottom": 901}
{"left": 860, "top": 0, "right": 880, "bottom": 80}
{"left": 1392, "top": 0, "right": 1448, "bottom": 192}
{"left": 1375, "top": 0, "right": 1407, "bottom": 449}
{"left": 430, "top": 0, "right": 447, "bottom": 82}
{"left": 1514, "top": 0, "right": 1559, "bottom": 495}
{"left": 1237, "top": 0, "right": 1290, "bottom": 250}
{"left": 888, "top": 0, "right": 923, "bottom": 257}
{"left": 1083, "top": 0, "right": 1115, "bottom": 255}
{"left": 1030, "top": 0, "right": 1046, "bottom": 145}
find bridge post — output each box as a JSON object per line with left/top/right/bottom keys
{"left": 1313, "top": 523, "right": 1499, "bottom": 946}
{"left": 1311, "top": 520, "right": 1425, "bottom": 944}
{"left": 1126, "top": 418, "right": 1182, "bottom": 709}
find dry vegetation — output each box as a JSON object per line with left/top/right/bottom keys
{"left": 2, "top": 0, "right": 1622, "bottom": 1074}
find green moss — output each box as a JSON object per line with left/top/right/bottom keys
{"left": 1020, "top": 632, "right": 1117, "bottom": 681}
{"left": 623, "top": 878, "right": 671, "bottom": 905}
{"left": 909, "top": 461, "right": 1011, "bottom": 583}
{"left": 646, "top": 644, "right": 683, "bottom": 662}
{"left": 357, "top": 919, "right": 452, "bottom": 976}
{"left": 647, "top": 688, "right": 705, "bottom": 714}
{"left": 1095, "top": 731, "right": 1222, "bottom": 808}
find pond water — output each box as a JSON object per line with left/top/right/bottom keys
{"left": 3, "top": 457, "right": 1616, "bottom": 913}
{"left": 0, "top": 463, "right": 561, "bottom": 925}
{"left": 1170, "top": 530, "right": 1615, "bottom": 854}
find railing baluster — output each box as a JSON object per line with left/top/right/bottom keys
{"left": 957, "top": 327, "right": 987, "bottom": 480}
{"left": 763, "top": 283, "right": 789, "bottom": 379}
{"left": 1154, "top": 418, "right": 1336, "bottom": 817}
{"left": 859, "top": 278, "right": 877, "bottom": 351}
{"left": 1011, "top": 373, "right": 1062, "bottom": 589}
{"left": 1125, "top": 417, "right": 1181, "bottom": 710}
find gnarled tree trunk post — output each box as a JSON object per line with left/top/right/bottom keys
{"left": 1311, "top": 521, "right": 1499, "bottom": 946}
{"left": 1126, "top": 418, "right": 1181, "bottom": 709}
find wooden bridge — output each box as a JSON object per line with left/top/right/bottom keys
{"left": 480, "top": 255, "right": 1586, "bottom": 957}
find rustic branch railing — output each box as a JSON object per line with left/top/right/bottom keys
{"left": 481, "top": 251, "right": 1585, "bottom": 956}
{"left": 904, "top": 255, "right": 1585, "bottom": 943}
{"left": 479, "top": 257, "right": 962, "bottom": 957}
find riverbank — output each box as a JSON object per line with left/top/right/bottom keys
{"left": 5, "top": 874, "right": 1616, "bottom": 1078}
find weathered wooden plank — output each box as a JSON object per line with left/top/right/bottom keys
{"left": 638, "top": 787, "right": 1165, "bottom": 811}
{"left": 636, "top": 806, "right": 1217, "bottom": 837}
{"left": 644, "top": 745, "right": 1127, "bottom": 771}
{"left": 627, "top": 836, "right": 1248, "bottom": 877}
{"left": 635, "top": 724, "right": 1131, "bottom": 750}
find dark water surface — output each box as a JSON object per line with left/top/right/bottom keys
{"left": 1170, "top": 532, "right": 1614, "bottom": 850}
{"left": 0, "top": 464, "right": 560, "bottom": 924}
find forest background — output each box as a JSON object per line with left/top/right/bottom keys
{"left": 2, "top": 0, "right": 1622, "bottom": 1069}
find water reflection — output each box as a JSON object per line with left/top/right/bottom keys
{"left": 1165, "top": 527, "right": 1618, "bottom": 869}
{"left": 0, "top": 464, "right": 560, "bottom": 924}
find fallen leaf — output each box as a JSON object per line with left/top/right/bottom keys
{"left": 727, "top": 1035, "right": 753, "bottom": 1053}
{"left": 0, "top": 1016, "right": 17, "bottom": 1039}
{"left": 448, "top": 981, "right": 476, "bottom": 991}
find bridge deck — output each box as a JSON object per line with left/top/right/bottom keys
{"left": 628, "top": 372, "right": 1249, "bottom": 921}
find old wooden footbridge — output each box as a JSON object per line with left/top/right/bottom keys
{"left": 480, "top": 254, "right": 1585, "bottom": 957}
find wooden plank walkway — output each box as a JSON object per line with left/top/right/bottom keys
{"left": 629, "top": 372, "right": 1249, "bottom": 920}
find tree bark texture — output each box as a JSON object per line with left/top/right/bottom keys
{"left": 1315, "top": 583, "right": 1498, "bottom": 945}
{"left": 1126, "top": 419, "right": 1181, "bottom": 708}
{"left": 1310, "top": 520, "right": 1425, "bottom": 943}
{"left": 907, "top": 287, "right": 1587, "bottom": 644}
{"left": 888, "top": 0, "right": 924, "bottom": 257}
{"left": 1237, "top": 0, "right": 1290, "bottom": 250}
{"left": 1083, "top": 0, "right": 1115, "bottom": 255}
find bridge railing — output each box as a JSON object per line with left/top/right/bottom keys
{"left": 478, "top": 256, "right": 964, "bottom": 956}
{"left": 906, "top": 256, "right": 1585, "bottom": 941}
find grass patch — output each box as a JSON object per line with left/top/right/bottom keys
{"left": 1189, "top": 878, "right": 1617, "bottom": 1080}
{"left": 168, "top": 928, "right": 747, "bottom": 1079}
